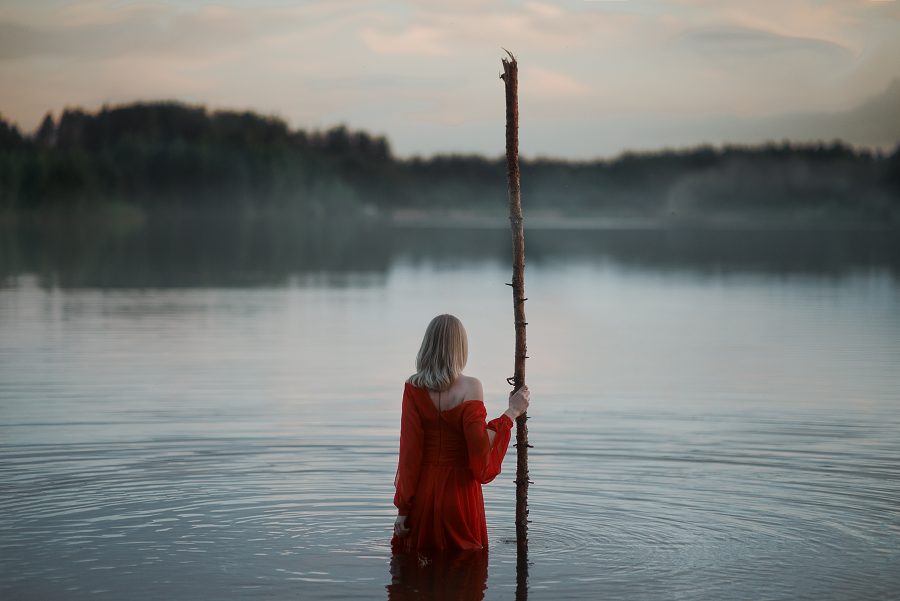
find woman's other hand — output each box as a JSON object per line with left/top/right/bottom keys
{"left": 394, "top": 515, "right": 410, "bottom": 538}
{"left": 505, "top": 385, "right": 530, "bottom": 420}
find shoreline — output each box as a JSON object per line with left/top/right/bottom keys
{"left": 389, "top": 211, "right": 900, "bottom": 232}
{"left": 2, "top": 207, "right": 898, "bottom": 232}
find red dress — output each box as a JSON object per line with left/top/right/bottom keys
{"left": 392, "top": 383, "right": 513, "bottom": 552}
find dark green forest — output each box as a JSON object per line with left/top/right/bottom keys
{"left": 1, "top": 101, "right": 899, "bottom": 221}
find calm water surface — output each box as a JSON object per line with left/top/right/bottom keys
{"left": 1, "top": 224, "right": 899, "bottom": 600}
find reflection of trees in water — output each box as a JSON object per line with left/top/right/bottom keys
{"left": 386, "top": 550, "right": 490, "bottom": 601}
{"left": 393, "top": 227, "right": 900, "bottom": 277}
{"left": 528, "top": 228, "right": 900, "bottom": 276}
{"left": 1, "top": 218, "right": 898, "bottom": 287}
{"left": 0, "top": 213, "right": 393, "bottom": 287}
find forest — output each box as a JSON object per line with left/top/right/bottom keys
{"left": 1, "top": 101, "right": 898, "bottom": 222}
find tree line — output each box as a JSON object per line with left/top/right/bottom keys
{"left": 1, "top": 101, "right": 898, "bottom": 220}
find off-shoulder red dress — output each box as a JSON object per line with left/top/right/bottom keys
{"left": 392, "top": 383, "right": 513, "bottom": 552}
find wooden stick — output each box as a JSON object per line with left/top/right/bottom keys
{"left": 501, "top": 50, "right": 529, "bottom": 553}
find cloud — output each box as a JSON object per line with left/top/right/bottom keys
{"left": 0, "top": 0, "right": 898, "bottom": 158}
{"left": 360, "top": 25, "right": 454, "bottom": 57}
{"left": 0, "top": 23, "right": 49, "bottom": 60}
{"left": 314, "top": 76, "right": 459, "bottom": 91}
{"left": 522, "top": 66, "right": 592, "bottom": 98}
{"left": 0, "top": 4, "right": 257, "bottom": 61}
{"left": 515, "top": 78, "right": 900, "bottom": 159}
{"left": 772, "top": 77, "right": 900, "bottom": 148}
{"left": 678, "top": 28, "right": 851, "bottom": 60}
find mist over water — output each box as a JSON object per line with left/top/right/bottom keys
{"left": 1, "top": 219, "right": 899, "bottom": 600}
{"left": 2, "top": 215, "right": 899, "bottom": 287}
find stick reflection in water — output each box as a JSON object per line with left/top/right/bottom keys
{"left": 516, "top": 547, "right": 529, "bottom": 601}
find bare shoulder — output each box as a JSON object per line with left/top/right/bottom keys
{"left": 457, "top": 375, "right": 483, "bottom": 401}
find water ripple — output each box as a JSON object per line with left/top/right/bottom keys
{"left": 2, "top": 267, "right": 899, "bottom": 599}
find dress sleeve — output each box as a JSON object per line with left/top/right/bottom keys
{"left": 463, "top": 402, "right": 514, "bottom": 484}
{"left": 393, "top": 385, "right": 424, "bottom": 516}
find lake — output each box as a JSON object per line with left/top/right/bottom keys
{"left": 1, "top": 218, "right": 899, "bottom": 600}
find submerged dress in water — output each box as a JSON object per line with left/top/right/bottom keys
{"left": 392, "top": 383, "right": 513, "bottom": 552}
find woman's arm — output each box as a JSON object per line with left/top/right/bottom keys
{"left": 487, "top": 386, "right": 530, "bottom": 446}
{"left": 464, "top": 385, "right": 530, "bottom": 484}
{"left": 393, "top": 386, "right": 424, "bottom": 517}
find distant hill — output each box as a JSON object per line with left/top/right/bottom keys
{"left": 1, "top": 101, "right": 898, "bottom": 223}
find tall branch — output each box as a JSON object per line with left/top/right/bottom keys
{"left": 501, "top": 50, "right": 529, "bottom": 554}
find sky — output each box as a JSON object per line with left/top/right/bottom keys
{"left": 1, "top": 0, "right": 898, "bottom": 159}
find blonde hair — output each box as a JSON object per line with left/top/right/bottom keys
{"left": 407, "top": 314, "right": 468, "bottom": 391}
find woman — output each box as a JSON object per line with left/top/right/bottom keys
{"left": 391, "top": 314, "right": 530, "bottom": 552}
